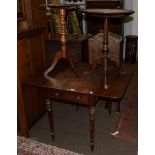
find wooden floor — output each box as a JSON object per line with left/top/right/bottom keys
{"left": 115, "top": 69, "right": 138, "bottom": 141}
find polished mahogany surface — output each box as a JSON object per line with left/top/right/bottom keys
{"left": 24, "top": 62, "right": 134, "bottom": 101}
{"left": 80, "top": 8, "right": 134, "bottom": 17}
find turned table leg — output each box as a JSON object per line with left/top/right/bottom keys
{"left": 46, "top": 98, "right": 55, "bottom": 140}
{"left": 117, "top": 101, "right": 120, "bottom": 113}
{"left": 105, "top": 100, "right": 112, "bottom": 115}
{"left": 89, "top": 106, "right": 95, "bottom": 151}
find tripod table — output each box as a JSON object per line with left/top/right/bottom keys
{"left": 80, "top": 9, "right": 134, "bottom": 89}
{"left": 41, "top": 4, "right": 79, "bottom": 77}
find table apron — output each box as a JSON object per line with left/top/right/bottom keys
{"left": 46, "top": 89, "right": 95, "bottom": 106}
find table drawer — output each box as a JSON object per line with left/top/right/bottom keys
{"left": 49, "top": 89, "right": 89, "bottom": 105}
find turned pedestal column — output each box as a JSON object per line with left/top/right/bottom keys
{"left": 41, "top": 4, "right": 78, "bottom": 77}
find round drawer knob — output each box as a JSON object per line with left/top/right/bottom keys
{"left": 76, "top": 96, "right": 81, "bottom": 101}
{"left": 55, "top": 93, "right": 59, "bottom": 97}
{"left": 117, "top": 6, "right": 120, "bottom": 8}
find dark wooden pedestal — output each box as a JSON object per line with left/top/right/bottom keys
{"left": 45, "top": 34, "right": 90, "bottom": 67}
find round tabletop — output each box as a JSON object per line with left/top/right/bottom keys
{"left": 40, "top": 4, "right": 78, "bottom": 10}
{"left": 80, "top": 9, "right": 134, "bottom": 18}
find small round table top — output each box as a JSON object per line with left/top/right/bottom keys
{"left": 40, "top": 4, "right": 78, "bottom": 9}
{"left": 80, "top": 9, "right": 134, "bottom": 17}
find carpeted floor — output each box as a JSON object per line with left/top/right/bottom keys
{"left": 17, "top": 136, "right": 84, "bottom": 155}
